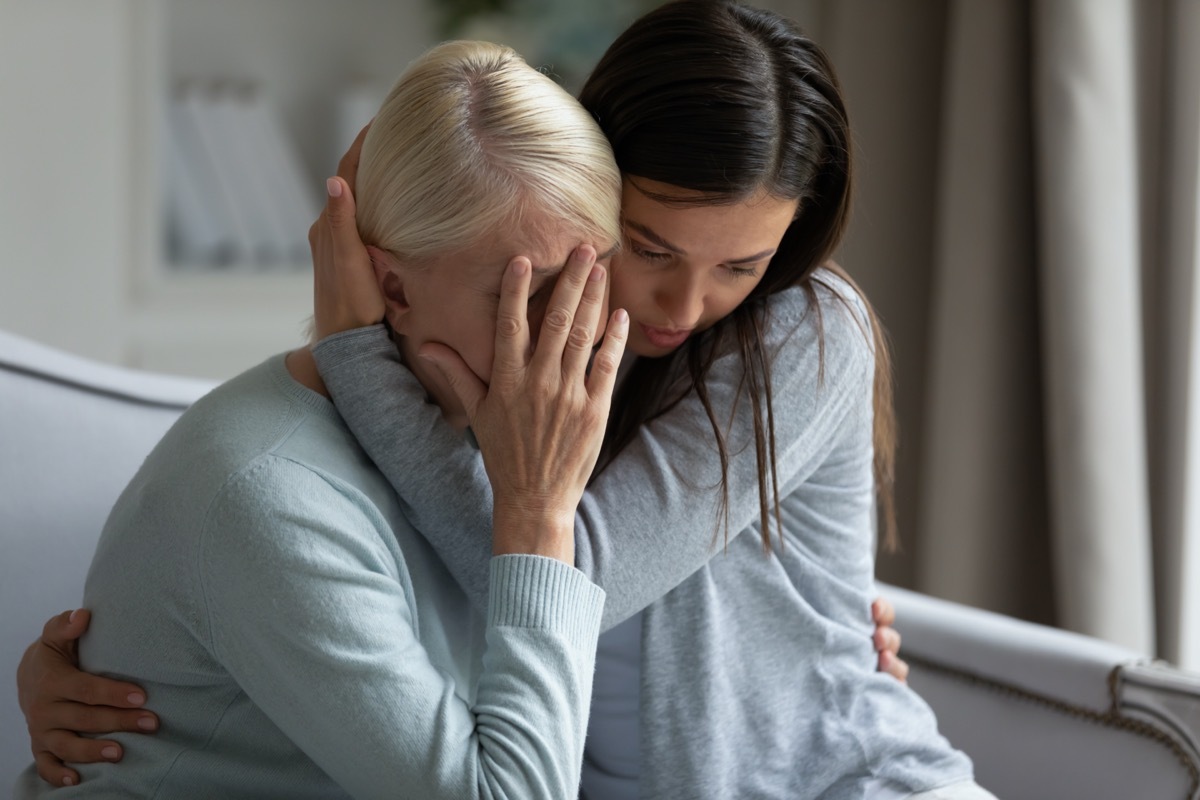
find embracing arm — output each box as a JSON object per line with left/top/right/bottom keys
{"left": 314, "top": 283, "right": 873, "bottom": 630}
{"left": 199, "top": 464, "right": 603, "bottom": 800}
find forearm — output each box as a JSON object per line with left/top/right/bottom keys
{"left": 315, "top": 285, "right": 875, "bottom": 630}
{"left": 203, "top": 473, "right": 604, "bottom": 799}
{"left": 313, "top": 326, "right": 496, "bottom": 612}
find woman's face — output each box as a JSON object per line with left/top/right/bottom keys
{"left": 388, "top": 216, "right": 616, "bottom": 428}
{"left": 611, "top": 177, "right": 800, "bottom": 358}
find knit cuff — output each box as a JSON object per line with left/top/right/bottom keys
{"left": 488, "top": 555, "right": 605, "bottom": 647}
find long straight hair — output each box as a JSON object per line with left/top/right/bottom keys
{"left": 580, "top": 0, "right": 898, "bottom": 551}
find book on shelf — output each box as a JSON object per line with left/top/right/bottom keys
{"left": 166, "top": 81, "right": 317, "bottom": 271}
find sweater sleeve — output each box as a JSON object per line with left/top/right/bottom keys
{"left": 197, "top": 457, "right": 604, "bottom": 800}
{"left": 312, "top": 280, "right": 875, "bottom": 630}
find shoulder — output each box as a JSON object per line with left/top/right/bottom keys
{"left": 758, "top": 269, "right": 875, "bottom": 378}
{"left": 763, "top": 270, "right": 871, "bottom": 338}
{"left": 197, "top": 453, "right": 405, "bottom": 591}
{"left": 163, "top": 361, "right": 401, "bottom": 567}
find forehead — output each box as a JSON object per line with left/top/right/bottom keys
{"left": 621, "top": 178, "right": 798, "bottom": 253}
{"left": 459, "top": 219, "right": 614, "bottom": 283}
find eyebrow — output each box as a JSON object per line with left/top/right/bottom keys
{"left": 625, "top": 220, "right": 775, "bottom": 265}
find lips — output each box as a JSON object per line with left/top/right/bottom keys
{"left": 639, "top": 323, "right": 693, "bottom": 350}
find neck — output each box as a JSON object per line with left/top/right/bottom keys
{"left": 285, "top": 347, "right": 329, "bottom": 397}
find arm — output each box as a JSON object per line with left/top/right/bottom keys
{"left": 308, "top": 130, "right": 879, "bottom": 632}
{"left": 209, "top": 243, "right": 620, "bottom": 797}
{"left": 314, "top": 283, "right": 873, "bottom": 630}
{"left": 198, "top": 463, "right": 603, "bottom": 800}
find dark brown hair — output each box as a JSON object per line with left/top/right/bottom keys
{"left": 580, "top": 0, "right": 897, "bottom": 551}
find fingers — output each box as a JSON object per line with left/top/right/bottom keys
{"left": 878, "top": 650, "right": 910, "bottom": 683}
{"left": 587, "top": 309, "right": 629, "bottom": 406}
{"left": 54, "top": 662, "right": 149, "bottom": 711}
{"left": 35, "top": 750, "right": 79, "bottom": 789}
{"left": 871, "top": 596, "right": 896, "bottom": 628}
{"left": 560, "top": 264, "right": 608, "bottom": 379}
{"left": 336, "top": 122, "right": 372, "bottom": 192}
{"left": 40, "top": 729, "right": 127, "bottom": 765}
{"left": 324, "top": 176, "right": 359, "bottom": 235}
{"left": 41, "top": 609, "right": 89, "bottom": 651}
{"left": 530, "top": 245, "right": 596, "bottom": 376}
{"left": 311, "top": 174, "right": 384, "bottom": 340}
{"left": 490, "top": 257, "right": 533, "bottom": 389}
{"left": 418, "top": 342, "right": 488, "bottom": 423}
{"left": 40, "top": 690, "right": 159, "bottom": 734}
{"left": 873, "top": 626, "right": 901, "bottom": 657}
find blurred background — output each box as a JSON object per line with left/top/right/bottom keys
{"left": 2, "top": 0, "right": 1198, "bottom": 670}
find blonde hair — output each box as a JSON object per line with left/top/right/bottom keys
{"left": 356, "top": 41, "right": 622, "bottom": 260}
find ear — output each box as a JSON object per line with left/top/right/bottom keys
{"left": 367, "top": 245, "right": 413, "bottom": 332}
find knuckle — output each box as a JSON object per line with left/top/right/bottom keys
{"left": 544, "top": 308, "right": 572, "bottom": 333}
{"left": 496, "top": 314, "right": 522, "bottom": 338}
{"left": 591, "top": 351, "right": 619, "bottom": 376}
{"left": 76, "top": 679, "right": 99, "bottom": 707}
{"left": 77, "top": 705, "right": 99, "bottom": 730}
{"left": 34, "top": 752, "right": 62, "bottom": 781}
{"left": 529, "top": 378, "right": 557, "bottom": 402}
{"left": 566, "top": 324, "right": 593, "bottom": 349}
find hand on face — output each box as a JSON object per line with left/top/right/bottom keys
{"left": 308, "top": 123, "right": 385, "bottom": 341}
{"left": 419, "top": 245, "right": 628, "bottom": 563}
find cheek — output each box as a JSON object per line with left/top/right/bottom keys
{"left": 608, "top": 263, "right": 647, "bottom": 313}
{"left": 593, "top": 287, "right": 611, "bottom": 345}
{"left": 456, "top": 321, "right": 498, "bottom": 385}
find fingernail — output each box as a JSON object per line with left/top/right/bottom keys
{"left": 326, "top": 177, "right": 342, "bottom": 198}
{"left": 137, "top": 715, "right": 158, "bottom": 731}
{"left": 589, "top": 265, "right": 605, "bottom": 282}
{"left": 101, "top": 746, "right": 120, "bottom": 760}
{"left": 127, "top": 692, "right": 146, "bottom": 706}
{"left": 614, "top": 309, "right": 628, "bottom": 324}
{"left": 62, "top": 776, "right": 74, "bottom": 787}
{"left": 69, "top": 609, "right": 80, "bottom": 624}
{"left": 510, "top": 258, "right": 529, "bottom": 276}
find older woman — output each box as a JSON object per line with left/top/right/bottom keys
{"left": 13, "top": 40, "right": 626, "bottom": 799}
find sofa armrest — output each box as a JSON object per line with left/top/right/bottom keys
{"left": 882, "top": 582, "right": 1200, "bottom": 800}
{"left": 0, "top": 329, "right": 213, "bottom": 791}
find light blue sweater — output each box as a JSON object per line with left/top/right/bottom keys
{"left": 312, "top": 276, "right": 976, "bottom": 799}
{"left": 13, "top": 355, "right": 605, "bottom": 800}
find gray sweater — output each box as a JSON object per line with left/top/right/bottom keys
{"left": 16, "top": 356, "right": 605, "bottom": 799}
{"left": 312, "top": 277, "right": 974, "bottom": 798}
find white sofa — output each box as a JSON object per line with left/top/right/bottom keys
{"left": 2, "top": 327, "right": 1199, "bottom": 798}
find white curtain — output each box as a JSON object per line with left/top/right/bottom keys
{"left": 819, "top": 0, "right": 1200, "bottom": 666}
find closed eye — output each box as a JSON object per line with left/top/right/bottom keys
{"left": 629, "top": 241, "right": 672, "bottom": 262}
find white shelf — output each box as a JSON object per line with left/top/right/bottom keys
{"left": 123, "top": 0, "right": 435, "bottom": 379}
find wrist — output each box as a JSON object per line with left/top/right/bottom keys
{"left": 492, "top": 501, "right": 575, "bottom": 564}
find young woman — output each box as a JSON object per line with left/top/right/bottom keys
{"left": 310, "top": 4, "right": 991, "bottom": 798}
{"left": 18, "top": 2, "right": 967, "bottom": 799}
{"left": 13, "top": 40, "right": 629, "bottom": 799}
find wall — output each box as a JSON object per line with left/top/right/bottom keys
{"left": 0, "top": 0, "right": 135, "bottom": 364}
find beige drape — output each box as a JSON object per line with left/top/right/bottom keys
{"left": 809, "top": 0, "right": 1200, "bottom": 666}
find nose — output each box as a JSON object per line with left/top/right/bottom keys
{"left": 655, "top": 276, "right": 704, "bottom": 329}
